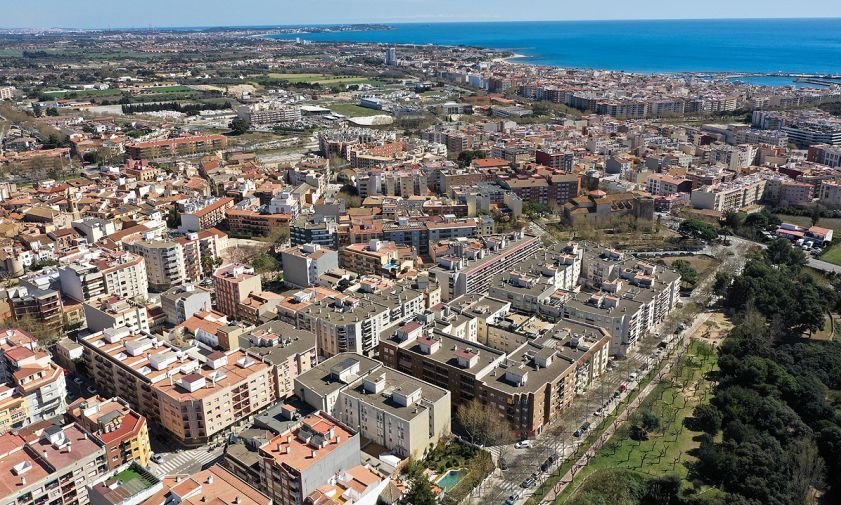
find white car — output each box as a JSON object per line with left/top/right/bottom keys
{"left": 514, "top": 440, "right": 532, "bottom": 449}
{"left": 73, "top": 377, "right": 84, "bottom": 385}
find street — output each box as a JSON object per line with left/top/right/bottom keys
{"left": 148, "top": 446, "right": 226, "bottom": 477}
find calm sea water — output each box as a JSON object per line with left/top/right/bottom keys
{"left": 269, "top": 18, "right": 841, "bottom": 75}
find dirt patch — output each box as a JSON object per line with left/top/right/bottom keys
{"left": 692, "top": 312, "right": 732, "bottom": 348}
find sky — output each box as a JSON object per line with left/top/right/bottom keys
{"left": 3, "top": 0, "right": 841, "bottom": 29}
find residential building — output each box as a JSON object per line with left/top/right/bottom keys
{"left": 125, "top": 134, "right": 228, "bottom": 160}
{"left": 259, "top": 412, "right": 360, "bottom": 505}
{"left": 281, "top": 244, "right": 339, "bottom": 288}
{"left": 339, "top": 240, "right": 414, "bottom": 279}
{"left": 379, "top": 319, "right": 610, "bottom": 438}
{"left": 241, "top": 321, "right": 318, "bottom": 399}
{"left": 0, "top": 423, "right": 108, "bottom": 505}
{"left": 124, "top": 239, "right": 187, "bottom": 293}
{"left": 160, "top": 284, "right": 213, "bottom": 325}
{"left": 66, "top": 395, "right": 152, "bottom": 469}
{"left": 295, "top": 354, "right": 451, "bottom": 459}
{"left": 83, "top": 296, "right": 151, "bottom": 333}
{"left": 80, "top": 327, "right": 277, "bottom": 446}
{"left": 428, "top": 233, "right": 542, "bottom": 301}
{"left": 59, "top": 249, "right": 149, "bottom": 302}
{"left": 179, "top": 197, "right": 235, "bottom": 232}
{"left": 213, "top": 264, "right": 262, "bottom": 319}
{"left": 139, "top": 465, "right": 271, "bottom": 505}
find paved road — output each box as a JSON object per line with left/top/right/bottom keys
{"left": 149, "top": 446, "right": 225, "bottom": 477}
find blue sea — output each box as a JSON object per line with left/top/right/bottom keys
{"left": 269, "top": 18, "right": 841, "bottom": 76}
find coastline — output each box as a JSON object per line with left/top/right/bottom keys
{"left": 264, "top": 18, "right": 841, "bottom": 76}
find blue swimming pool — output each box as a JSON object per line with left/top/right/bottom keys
{"left": 436, "top": 468, "right": 468, "bottom": 491}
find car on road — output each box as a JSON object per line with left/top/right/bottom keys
{"left": 498, "top": 458, "right": 508, "bottom": 470}
{"left": 540, "top": 455, "right": 556, "bottom": 472}
{"left": 504, "top": 491, "right": 521, "bottom": 504}
{"left": 86, "top": 385, "right": 97, "bottom": 394}
{"left": 151, "top": 454, "right": 164, "bottom": 464}
{"left": 520, "top": 477, "right": 535, "bottom": 488}
{"left": 629, "top": 372, "right": 638, "bottom": 381}
{"left": 73, "top": 377, "right": 84, "bottom": 385}
{"left": 514, "top": 440, "right": 532, "bottom": 449}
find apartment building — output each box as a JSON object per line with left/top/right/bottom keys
{"left": 487, "top": 242, "right": 583, "bottom": 316}
{"left": 295, "top": 285, "right": 424, "bottom": 358}
{"left": 295, "top": 353, "right": 451, "bottom": 459}
{"left": 124, "top": 239, "right": 187, "bottom": 293}
{"left": 535, "top": 150, "right": 575, "bottom": 173}
{"left": 807, "top": 144, "right": 841, "bottom": 167}
{"left": 281, "top": 244, "right": 339, "bottom": 288}
{"left": 160, "top": 284, "right": 213, "bottom": 325}
{"left": 646, "top": 173, "right": 692, "bottom": 196}
{"left": 125, "top": 134, "right": 228, "bottom": 160}
{"left": 6, "top": 284, "right": 63, "bottom": 330}
{"left": 339, "top": 240, "right": 414, "bottom": 279}
{"left": 566, "top": 249, "right": 682, "bottom": 355}
{"left": 179, "top": 197, "right": 235, "bottom": 232}
{"left": 213, "top": 264, "right": 262, "bottom": 319}
{"left": 83, "top": 295, "right": 151, "bottom": 333}
{"left": 258, "top": 412, "right": 360, "bottom": 505}
{"left": 429, "top": 233, "right": 542, "bottom": 301}
{"left": 241, "top": 321, "right": 317, "bottom": 399}
{"left": 0, "top": 423, "right": 109, "bottom": 505}
{"left": 58, "top": 249, "right": 149, "bottom": 302}
{"left": 66, "top": 395, "right": 152, "bottom": 469}
{"left": 690, "top": 176, "right": 767, "bottom": 212}
{"left": 0, "top": 329, "right": 68, "bottom": 430}
{"left": 379, "top": 319, "right": 610, "bottom": 438}
{"left": 225, "top": 208, "right": 293, "bottom": 237}
{"left": 80, "top": 327, "right": 276, "bottom": 446}
{"left": 819, "top": 180, "right": 841, "bottom": 208}
{"left": 290, "top": 217, "right": 339, "bottom": 248}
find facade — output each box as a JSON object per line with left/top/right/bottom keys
{"left": 179, "top": 197, "right": 235, "bottom": 232}
{"left": 429, "top": 233, "right": 542, "bottom": 301}
{"left": 213, "top": 264, "right": 263, "bottom": 319}
{"left": 258, "top": 412, "right": 360, "bottom": 505}
{"left": 124, "top": 239, "right": 187, "bottom": 293}
{"left": 0, "top": 423, "right": 109, "bottom": 505}
{"left": 125, "top": 134, "right": 228, "bottom": 160}
{"left": 80, "top": 327, "right": 277, "bottom": 446}
{"left": 66, "top": 395, "right": 152, "bottom": 469}
{"left": 690, "top": 176, "right": 767, "bottom": 212}
{"left": 58, "top": 249, "right": 148, "bottom": 302}
{"left": 295, "top": 354, "right": 451, "bottom": 459}
{"left": 281, "top": 244, "right": 339, "bottom": 288}
{"left": 84, "top": 296, "right": 150, "bottom": 333}
{"left": 160, "top": 284, "right": 213, "bottom": 325}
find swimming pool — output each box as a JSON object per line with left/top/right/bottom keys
{"left": 436, "top": 468, "right": 468, "bottom": 491}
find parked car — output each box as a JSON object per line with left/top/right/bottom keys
{"left": 514, "top": 440, "right": 532, "bottom": 449}
{"left": 86, "top": 385, "right": 97, "bottom": 394}
{"left": 73, "top": 377, "right": 84, "bottom": 385}
{"left": 151, "top": 454, "right": 164, "bottom": 464}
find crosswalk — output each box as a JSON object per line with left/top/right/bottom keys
{"left": 151, "top": 447, "right": 222, "bottom": 477}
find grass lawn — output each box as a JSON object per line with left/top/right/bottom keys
{"left": 819, "top": 242, "right": 841, "bottom": 265}
{"left": 555, "top": 341, "right": 719, "bottom": 504}
{"left": 324, "top": 102, "right": 386, "bottom": 117}
{"left": 663, "top": 255, "right": 721, "bottom": 280}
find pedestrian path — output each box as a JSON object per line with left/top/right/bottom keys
{"left": 151, "top": 447, "right": 221, "bottom": 477}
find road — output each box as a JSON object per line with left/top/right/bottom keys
{"left": 468, "top": 236, "right": 751, "bottom": 505}
{"left": 148, "top": 446, "right": 225, "bottom": 477}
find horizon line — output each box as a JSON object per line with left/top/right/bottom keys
{"left": 2, "top": 15, "right": 841, "bottom": 31}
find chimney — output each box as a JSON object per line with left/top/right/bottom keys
{"left": 43, "top": 451, "right": 48, "bottom": 459}
{"left": 206, "top": 475, "right": 214, "bottom": 485}
{"left": 176, "top": 476, "right": 182, "bottom": 483}
{"left": 335, "top": 436, "right": 341, "bottom": 444}
{"left": 21, "top": 477, "right": 26, "bottom": 486}
{"left": 311, "top": 450, "right": 317, "bottom": 459}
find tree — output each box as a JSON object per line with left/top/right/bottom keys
{"left": 692, "top": 404, "right": 723, "bottom": 435}
{"left": 265, "top": 225, "right": 290, "bottom": 247}
{"left": 46, "top": 107, "right": 59, "bottom": 116}
{"left": 678, "top": 219, "right": 719, "bottom": 241}
{"left": 713, "top": 271, "right": 733, "bottom": 297}
{"left": 811, "top": 205, "right": 822, "bottom": 227}
{"left": 671, "top": 259, "right": 698, "bottom": 290}
{"left": 251, "top": 253, "right": 280, "bottom": 274}
{"left": 404, "top": 472, "right": 436, "bottom": 505}
{"left": 228, "top": 117, "right": 250, "bottom": 135}
{"left": 32, "top": 103, "right": 43, "bottom": 117}
{"left": 456, "top": 399, "right": 513, "bottom": 446}
{"left": 641, "top": 409, "right": 661, "bottom": 432}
